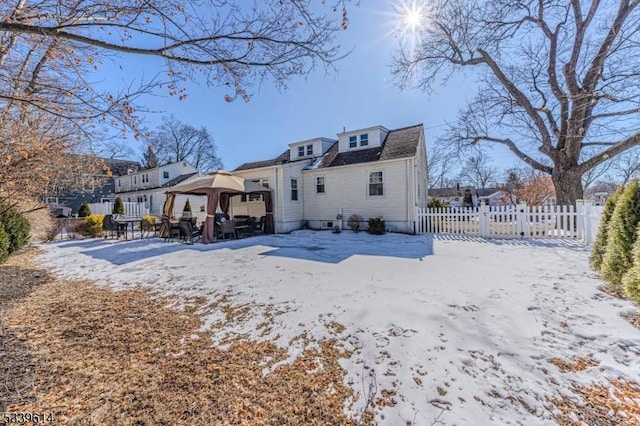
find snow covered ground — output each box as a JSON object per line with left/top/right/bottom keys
{"left": 38, "top": 231, "right": 640, "bottom": 425}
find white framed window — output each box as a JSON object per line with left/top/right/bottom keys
{"left": 369, "top": 171, "right": 383, "bottom": 196}
{"left": 291, "top": 178, "right": 299, "bottom": 201}
{"left": 134, "top": 176, "right": 137, "bottom": 184}
{"left": 200, "top": 205, "right": 205, "bottom": 212}
{"left": 349, "top": 135, "right": 357, "bottom": 148}
{"left": 163, "top": 171, "right": 169, "bottom": 179}
{"left": 118, "top": 180, "right": 121, "bottom": 187}
{"left": 298, "top": 146, "right": 305, "bottom": 157}
{"left": 316, "top": 176, "right": 325, "bottom": 194}
{"left": 242, "top": 179, "right": 269, "bottom": 202}
{"left": 360, "top": 133, "right": 369, "bottom": 146}
{"left": 306, "top": 144, "right": 313, "bottom": 155}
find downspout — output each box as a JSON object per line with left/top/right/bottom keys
{"left": 274, "top": 165, "right": 279, "bottom": 234}
{"left": 406, "top": 159, "right": 411, "bottom": 231}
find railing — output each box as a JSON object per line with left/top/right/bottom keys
{"left": 416, "top": 201, "right": 604, "bottom": 243}
{"left": 86, "top": 202, "right": 149, "bottom": 218}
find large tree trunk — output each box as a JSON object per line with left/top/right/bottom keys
{"left": 551, "top": 167, "right": 584, "bottom": 206}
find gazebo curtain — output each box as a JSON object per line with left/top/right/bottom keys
{"left": 261, "top": 191, "right": 274, "bottom": 234}
{"left": 164, "top": 187, "right": 274, "bottom": 244}
{"left": 159, "top": 194, "right": 176, "bottom": 237}
{"left": 220, "top": 193, "right": 231, "bottom": 214}
{"left": 201, "top": 191, "right": 220, "bottom": 244}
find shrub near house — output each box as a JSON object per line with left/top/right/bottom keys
{"left": 77, "top": 214, "right": 105, "bottom": 238}
{"left": 113, "top": 196, "right": 125, "bottom": 215}
{"left": 368, "top": 218, "right": 385, "bottom": 235}
{"left": 0, "top": 204, "right": 31, "bottom": 263}
{"left": 78, "top": 202, "right": 92, "bottom": 218}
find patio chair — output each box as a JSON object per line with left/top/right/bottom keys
{"left": 219, "top": 219, "right": 236, "bottom": 240}
{"left": 141, "top": 217, "right": 160, "bottom": 238}
{"left": 253, "top": 216, "right": 266, "bottom": 234}
{"left": 178, "top": 219, "right": 201, "bottom": 245}
{"left": 161, "top": 217, "right": 181, "bottom": 242}
{"left": 103, "top": 214, "right": 126, "bottom": 239}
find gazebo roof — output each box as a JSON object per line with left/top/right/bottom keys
{"left": 166, "top": 170, "right": 272, "bottom": 195}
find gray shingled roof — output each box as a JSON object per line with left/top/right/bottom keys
{"left": 234, "top": 150, "right": 291, "bottom": 171}
{"left": 161, "top": 172, "right": 199, "bottom": 188}
{"left": 318, "top": 124, "right": 422, "bottom": 168}
{"left": 233, "top": 124, "right": 423, "bottom": 172}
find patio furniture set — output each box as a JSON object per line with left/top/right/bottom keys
{"left": 101, "top": 213, "right": 265, "bottom": 244}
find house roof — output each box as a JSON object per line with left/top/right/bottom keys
{"left": 233, "top": 124, "right": 423, "bottom": 172}
{"left": 102, "top": 158, "right": 142, "bottom": 176}
{"left": 318, "top": 124, "right": 423, "bottom": 168}
{"left": 475, "top": 188, "right": 504, "bottom": 197}
{"left": 115, "top": 172, "right": 199, "bottom": 194}
{"left": 161, "top": 172, "right": 199, "bottom": 188}
{"left": 234, "top": 150, "right": 291, "bottom": 171}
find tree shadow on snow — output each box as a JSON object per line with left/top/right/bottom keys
{"left": 61, "top": 232, "right": 434, "bottom": 265}
{"left": 432, "top": 233, "right": 588, "bottom": 250}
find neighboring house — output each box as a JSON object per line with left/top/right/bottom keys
{"left": 429, "top": 187, "right": 513, "bottom": 207}
{"left": 47, "top": 157, "right": 141, "bottom": 216}
{"left": 232, "top": 124, "right": 428, "bottom": 233}
{"left": 475, "top": 188, "right": 516, "bottom": 206}
{"left": 584, "top": 182, "right": 619, "bottom": 205}
{"left": 113, "top": 161, "right": 202, "bottom": 217}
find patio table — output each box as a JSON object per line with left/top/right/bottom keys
{"left": 115, "top": 217, "right": 143, "bottom": 240}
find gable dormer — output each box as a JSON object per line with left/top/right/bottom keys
{"left": 337, "top": 125, "right": 389, "bottom": 153}
{"left": 289, "top": 137, "right": 336, "bottom": 160}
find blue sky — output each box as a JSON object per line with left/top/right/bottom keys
{"left": 103, "top": 0, "right": 518, "bottom": 172}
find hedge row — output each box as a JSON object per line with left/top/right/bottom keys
{"left": 591, "top": 180, "right": 640, "bottom": 303}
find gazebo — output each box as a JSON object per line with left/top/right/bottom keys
{"left": 163, "top": 170, "right": 274, "bottom": 243}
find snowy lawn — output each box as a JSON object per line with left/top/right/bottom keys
{"left": 38, "top": 231, "right": 640, "bottom": 425}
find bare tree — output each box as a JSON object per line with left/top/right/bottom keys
{"left": 0, "top": 0, "right": 350, "bottom": 205}
{"left": 607, "top": 147, "right": 640, "bottom": 185}
{"left": 428, "top": 138, "right": 459, "bottom": 189}
{"left": 149, "top": 115, "right": 223, "bottom": 172}
{"left": 393, "top": 0, "right": 640, "bottom": 204}
{"left": 458, "top": 152, "right": 499, "bottom": 189}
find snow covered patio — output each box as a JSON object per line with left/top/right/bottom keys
{"left": 38, "top": 231, "right": 640, "bottom": 425}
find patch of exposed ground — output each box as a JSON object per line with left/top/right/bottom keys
{"left": 552, "top": 381, "right": 640, "bottom": 426}
{"left": 548, "top": 356, "right": 599, "bottom": 374}
{"left": 625, "top": 311, "right": 640, "bottom": 330}
{"left": 547, "top": 355, "right": 640, "bottom": 426}
{"left": 1, "top": 251, "right": 366, "bottom": 425}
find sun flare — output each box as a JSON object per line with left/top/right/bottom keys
{"left": 404, "top": 6, "right": 422, "bottom": 32}
{"left": 401, "top": 1, "right": 425, "bottom": 33}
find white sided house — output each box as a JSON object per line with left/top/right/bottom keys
{"left": 232, "top": 124, "right": 428, "bottom": 233}
{"left": 114, "top": 161, "right": 205, "bottom": 219}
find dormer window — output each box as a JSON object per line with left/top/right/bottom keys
{"left": 306, "top": 144, "right": 313, "bottom": 155}
{"left": 349, "top": 136, "right": 357, "bottom": 148}
{"left": 360, "top": 134, "right": 369, "bottom": 146}
{"left": 298, "top": 146, "right": 305, "bottom": 157}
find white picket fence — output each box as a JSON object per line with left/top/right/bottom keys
{"left": 86, "top": 202, "right": 149, "bottom": 218}
{"left": 416, "top": 201, "right": 604, "bottom": 243}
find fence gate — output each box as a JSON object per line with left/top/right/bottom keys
{"left": 416, "top": 201, "right": 603, "bottom": 243}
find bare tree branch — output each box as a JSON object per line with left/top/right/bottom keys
{"left": 393, "top": 0, "right": 640, "bottom": 204}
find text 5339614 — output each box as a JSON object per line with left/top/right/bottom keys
{"left": 2, "top": 412, "right": 54, "bottom": 424}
